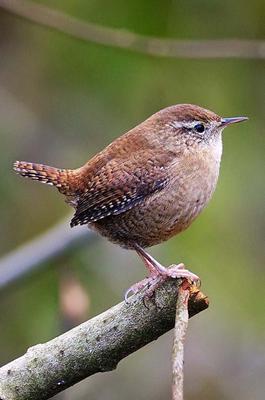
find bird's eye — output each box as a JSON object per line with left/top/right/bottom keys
{"left": 194, "top": 123, "right": 205, "bottom": 133}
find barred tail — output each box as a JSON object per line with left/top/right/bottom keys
{"left": 13, "top": 161, "right": 74, "bottom": 195}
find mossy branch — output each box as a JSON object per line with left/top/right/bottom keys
{"left": 0, "top": 279, "right": 208, "bottom": 400}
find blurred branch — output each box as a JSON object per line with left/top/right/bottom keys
{"left": 0, "top": 280, "right": 208, "bottom": 400}
{"left": 0, "top": 87, "right": 95, "bottom": 291}
{"left": 0, "top": 218, "right": 95, "bottom": 290}
{"left": 0, "top": 0, "right": 264, "bottom": 59}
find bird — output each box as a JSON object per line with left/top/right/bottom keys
{"left": 13, "top": 104, "right": 248, "bottom": 300}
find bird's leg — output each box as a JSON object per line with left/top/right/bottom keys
{"left": 124, "top": 243, "right": 200, "bottom": 302}
{"left": 134, "top": 244, "right": 199, "bottom": 280}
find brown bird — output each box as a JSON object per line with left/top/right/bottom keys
{"left": 13, "top": 104, "right": 247, "bottom": 300}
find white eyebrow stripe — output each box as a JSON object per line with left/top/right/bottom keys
{"left": 169, "top": 121, "right": 183, "bottom": 129}
{"left": 169, "top": 120, "right": 203, "bottom": 129}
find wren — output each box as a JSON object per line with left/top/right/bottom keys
{"left": 13, "top": 104, "right": 248, "bottom": 299}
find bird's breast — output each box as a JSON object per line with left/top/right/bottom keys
{"left": 167, "top": 141, "right": 222, "bottom": 227}
{"left": 93, "top": 140, "right": 222, "bottom": 249}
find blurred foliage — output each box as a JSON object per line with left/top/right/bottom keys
{"left": 0, "top": 1, "right": 264, "bottom": 399}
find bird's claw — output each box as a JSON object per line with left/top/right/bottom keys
{"left": 124, "top": 277, "right": 151, "bottom": 304}
{"left": 168, "top": 263, "right": 200, "bottom": 283}
{"left": 124, "top": 263, "right": 200, "bottom": 304}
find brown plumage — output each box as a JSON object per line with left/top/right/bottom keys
{"left": 14, "top": 104, "right": 248, "bottom": 299}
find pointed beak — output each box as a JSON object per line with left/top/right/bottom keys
{"left": 221, "top": 116, "right": 248, "bottom": 127}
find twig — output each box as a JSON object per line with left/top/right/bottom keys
{"left": 0, "top": 279, "right": 208, "bottom": 400}
{"left": 0, "top": 218, "right": 94, "bottom": 291}
{"left": 172, "top": 281, "right": 191, "bottom": 400}
{"left": 0, "top": 0, "right": 264, "bottom": 59}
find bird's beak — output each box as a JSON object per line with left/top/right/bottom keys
{"left": 220, "top": 116, "right": 248, "bottom": 127}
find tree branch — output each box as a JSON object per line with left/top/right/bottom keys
{"left": 0, "top": 218, "right": 94, "bottom": 291}
{"left": 0, "top": 0, "right": 264, "bottom": 59}
{"left": 0, "top": 279, "right": 208, "bottom": 400}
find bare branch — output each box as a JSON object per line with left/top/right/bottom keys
{"left": 0, "top": 280, "right": 208, "bottom": 400}
{"left": 0, "top": 0, "right": 264, "bottom": 59}
{"left": 0, "top": 218, "right": 94, "bottom": 290}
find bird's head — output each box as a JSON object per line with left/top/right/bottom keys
{"left": 146, "top": 104, "right": 248, "bottom": 153}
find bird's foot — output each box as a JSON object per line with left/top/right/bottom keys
{"left": 124, "top": 263, "right": 200, "bottom": 304}
{"left": 124, "top": 274, "right": 162, "bottom": 304}
{"left": 167, "top": 263, "right": 200, "bottom": 282}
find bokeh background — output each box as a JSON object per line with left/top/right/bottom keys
{"left": 0, "top": 1, "right": 264, "bottom": 399}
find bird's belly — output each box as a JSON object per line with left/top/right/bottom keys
{"left": 92, "top": 169, "right": 218, "bottom": 249}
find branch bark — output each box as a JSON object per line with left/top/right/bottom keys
{"left": 0, "top": 279, "right": 208, "bottom": 400}
{"left": 0, "top": 0, "right": 264, "bottom": 59}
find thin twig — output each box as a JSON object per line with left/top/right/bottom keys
{"left": 0, "top": 0, "right": 264, "bottom": 59}
{"left": 0, "top": 280, "right": 208, "bottom": 400}
{"left": 172, "top": 281, "right": 191, "bottom": 400}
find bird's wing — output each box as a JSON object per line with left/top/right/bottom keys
{"left": 70, "top": 150, "right": 172, "bottom": 227}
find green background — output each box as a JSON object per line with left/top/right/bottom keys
{"left": 0, "top": 1, "right": 264, "bottom": 399}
